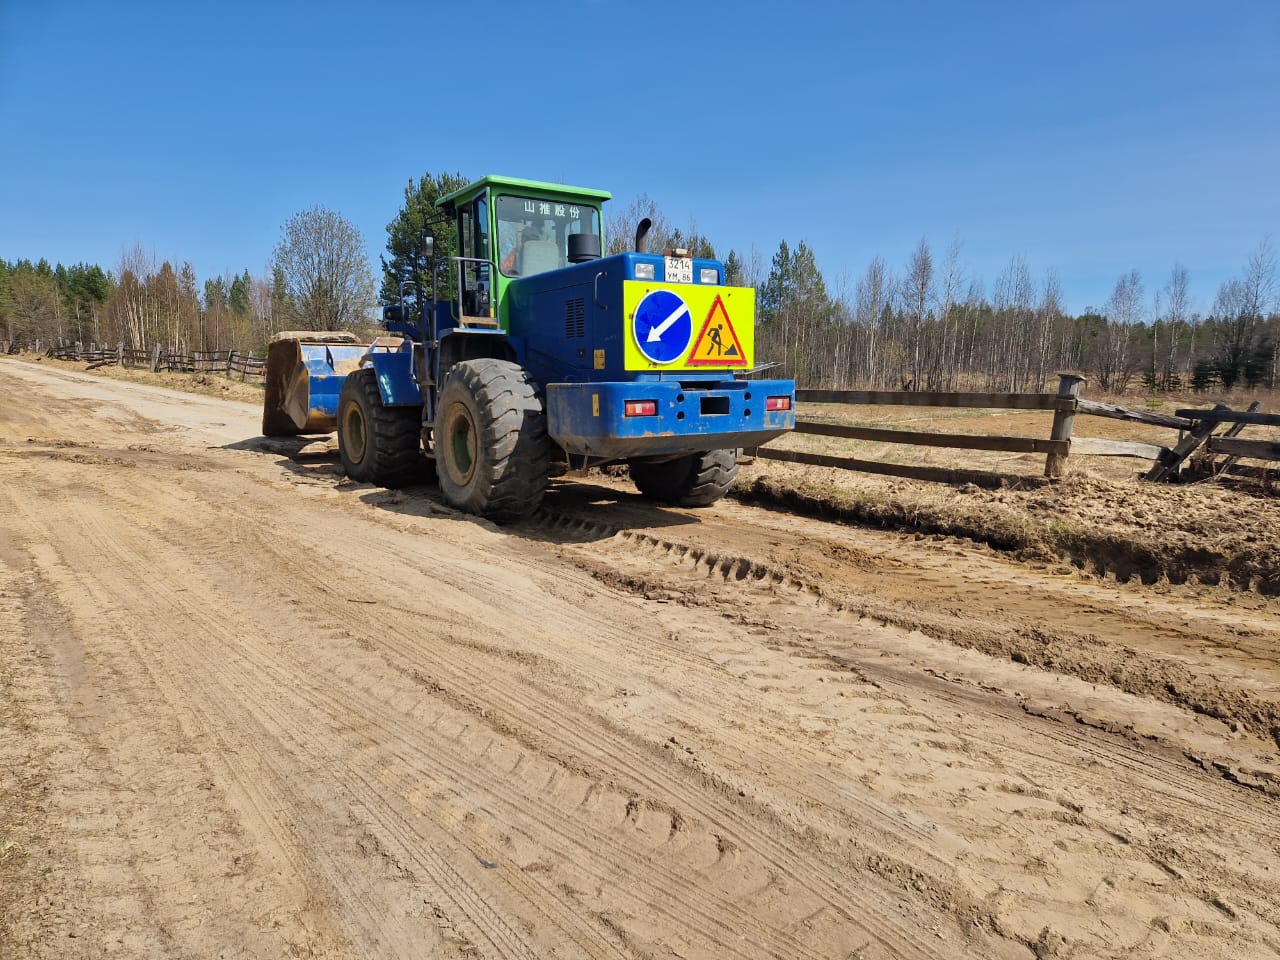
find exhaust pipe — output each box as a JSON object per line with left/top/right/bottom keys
{"left": 634, "top": 217, "right": 652, "bottom": 253}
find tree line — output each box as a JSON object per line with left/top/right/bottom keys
{"left": 595, "top": 192, "right": 1279, "bottom": 395}
{"left": 1, "top": 248, "right": 273, "bottom": 353}
{"left": 0, "top": 206, "right": 378, "bottom": 354}
{"left": 3, "top": 169, "right": 1276, "bottom": 395}
{"left": 749, "top": 236, "right": 1278, "bottom": 395}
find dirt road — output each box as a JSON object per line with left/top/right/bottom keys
{"left": 3, "top": 357, "right": 1280, "bottom": 959}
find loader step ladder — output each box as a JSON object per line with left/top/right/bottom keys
{"left": 441, "top": 257, "right": 501, "bottom": 331}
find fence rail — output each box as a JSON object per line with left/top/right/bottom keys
{"left": 25, "top": 339, "right": 268, "bottom": 381}
{"left": 228, "top": 351, "right": 266, "bottom": 381}
{"left": 759, "top": 373, "right": 1277, "bottom": 484}
{"left": 795, "top": 389, "right": 1072, "bottom": 411}
{"left": 793, "top": 420, "right": 1069, "bottom": 456}
{"left": 1208, "top": 437, "right": 1280, "bottom": 460}
{"left": 7, "top": 343, "right": 1275, "bottom": 483}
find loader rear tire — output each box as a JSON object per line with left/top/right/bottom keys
{"left": 337, "top": 367, "right": 424, "bottom": 487}
{"left": 630, "top": 449, "right": 740, "bottom": 507}
{"left": 434, "top": 359, "right": 550, "bottom": 523}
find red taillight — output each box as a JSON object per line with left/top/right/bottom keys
{"left": 766, "top": 396, "right": 792, "bottom": 412}
{"left": 624, "top": 400, "right": 658, "bottom": 417}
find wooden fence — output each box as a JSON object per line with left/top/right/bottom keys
{"left": 33, "top": 340, "right": 266, "bottom": 382}
{"left": 10, "top": 342, "right": 1276, "bottom": 483}
{"left": 756, "top": 373, "right": 1278, "bottom": 485}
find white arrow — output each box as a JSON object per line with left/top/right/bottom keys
{"left": 646, "top": 300, "right": 690, "bottom": 343}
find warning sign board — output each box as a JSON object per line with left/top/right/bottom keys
{"left": 686, "top": 295, "right": 747, "bottom": 367}
{"left": 621, "top": 281, "right": 754, "bottom": 371}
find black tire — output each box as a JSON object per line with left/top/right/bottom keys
{"left": 336, "top": 367, "right": 424, "bottom": 487}
{"left": 433, "top": 359, "right": 550, "bottom": 522}
{"left": 630, "top": 449, "right": 740, "bottom": 507}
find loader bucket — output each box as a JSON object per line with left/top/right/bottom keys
{"left": 261, "top": 331, "right": 368, "bottom": 436}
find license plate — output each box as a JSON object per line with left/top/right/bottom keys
{"left": 664, "top": 256, "right": 693, "bottom": 284}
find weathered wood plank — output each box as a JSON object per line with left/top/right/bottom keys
{"left": 1145, "top": 403, "right": 1228, "bottom": 482}
{"left": 1207, "top": 437, "right": 1280, "bottom": 461}
{"left": 1212, "top": 401, "right": 1262, "bottom": 475}
{"left": 754, "top": 447, "right": 1014, "bottom": 487}
{"left": 1045, "top": 373, "right": 1085, "bottom": 478}
{"left": 796, "top": 389, "right": 1068, "bottom": 411}
{"left": 1076, "top": 398, "right": 1192, "bottom": 430}
{"left": 794, "top": 420, "right": 1068, "bottom": 456}
{"left": 1070, "top": 437, "right": 1170, "bottom": 460}
{"left": 1175, "top": 408, "right": 1280, "bottom": 427}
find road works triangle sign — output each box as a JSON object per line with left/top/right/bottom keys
{"left": 686, "top": 295, "right": 748, "bottom": 367}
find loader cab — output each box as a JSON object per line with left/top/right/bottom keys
{"left": 435, "top": 175, "right": 611, "bottom": 331}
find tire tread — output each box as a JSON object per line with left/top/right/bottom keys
{"left": 435, "top": 359, "right": 550, "bottom": 522}
{"left": 631, "top": 449, "right": 739, "bottom": 507}
{"left": 337, "top": 368, "right": 424, "bottom": 487}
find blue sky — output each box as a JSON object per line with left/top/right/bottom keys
{"left": 1, "top": 0, "right": 1276, "bottom": 315}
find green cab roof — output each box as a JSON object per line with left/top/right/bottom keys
{"left": 436, "top": 174, "right": 612, "bottom": 210}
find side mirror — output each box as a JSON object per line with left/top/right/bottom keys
{"left": 419, "top": 230, "right": 435, "bottom": 261}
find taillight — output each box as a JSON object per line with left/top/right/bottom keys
{"left": 624, "top": 400, "right": 658, "bottom": 417}
{"left": 766, "top": 396, "right": 792, "bottom": 412}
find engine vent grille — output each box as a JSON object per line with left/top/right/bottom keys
{"left": 565, "top": 298, "right": 586, "bottom": 339}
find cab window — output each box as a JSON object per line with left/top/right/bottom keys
{"left": 495, "top": 194, "right": 600, "bottom": 278}
{"left": 456, "top": 193, "right": 492, "bottom": 314}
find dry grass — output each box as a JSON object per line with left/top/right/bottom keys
{"left": 736, "top": 451, "right": 1279, "bottom": 595}
{"left": 737, "top": 383, "right": 1280, "bottom": 595}
{"left": 11, "top": 353, "right": 266, "bottom": 405}
{"left": 766, "top": 383, "right": 1279, "bottom": 488}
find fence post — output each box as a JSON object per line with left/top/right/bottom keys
{"left": 117, "top": 341, "right": 124, "bottom": 366}
{"left": 151, "top": 342, "right": 162, "bottom": 372}
{"left": 226, "top": 350, "right": 234, "bottom": 376}
{"left": 1044, "top": 372, "right": 1086, "bottom": 478}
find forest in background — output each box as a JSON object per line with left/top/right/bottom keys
{"left": 2, "top": 174, "right": 1276, "bottom": 395}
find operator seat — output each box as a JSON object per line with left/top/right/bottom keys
{"left": 518, "top": 237, "right": 561, "bottom": 277}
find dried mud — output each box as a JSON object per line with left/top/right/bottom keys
{"left": 735, "top": 469, "right": 1280, "bottom": 595}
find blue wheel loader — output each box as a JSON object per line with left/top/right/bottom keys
{"left": 262, "top": 175, "right": 796, "bottom": 523}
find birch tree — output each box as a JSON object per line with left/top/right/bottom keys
{"left": 1155, "top": 262, "right": 1190, "bottom": 388}
{"left": 902, "top": 237, "right": 934, "bottom": 390}
{"left": 855, "top": 257, "right": 893, "bottom": 387}
{"left": 1096, "top": 269, "right": 1144, "bottom": 392}
{"left": 273, "top": 206, "right": 377, "bottom": 330}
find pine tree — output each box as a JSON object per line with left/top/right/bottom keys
{"left": 381, "top": 170, "right": 470, "bottom": 308}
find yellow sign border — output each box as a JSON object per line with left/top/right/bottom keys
{"left": 622, "top": 281, "right": 755, "bottom": 372}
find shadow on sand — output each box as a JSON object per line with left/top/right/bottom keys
{"left": 221, "top": 435, "right": 699, "bottom": 544}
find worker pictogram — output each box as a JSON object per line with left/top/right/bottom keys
{"left": 632, "top": 289, "right": 692, "bottom": 364}
{"left": 686, "top": 295, "right": 747, "bottom": 366}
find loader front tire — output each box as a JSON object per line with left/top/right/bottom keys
{"left": 630, "top": 449, "right": 740, "bottom": 507}
{"left": 337, "top": 367, "right": 424, "bottom": 487}
{"left": 434, "top": 359, "right": 550, "bottom": 523}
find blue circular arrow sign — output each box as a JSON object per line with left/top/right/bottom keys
{"left": 633, "top": 289, "right": 692, "bottom": 364}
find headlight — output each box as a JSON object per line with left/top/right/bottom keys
{"left": 699, "top": 267, "right": 720, "bottom": 284}
{"left": 634, "top": 262, "right": 655, "bottom": 280}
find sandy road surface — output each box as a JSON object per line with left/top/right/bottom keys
{"left": 3, "top": 357, "right": 1280, "bottom": 959}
